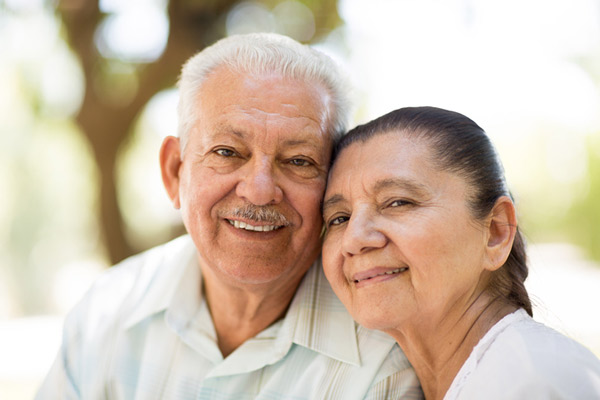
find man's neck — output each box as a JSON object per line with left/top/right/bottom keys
{"left": 202, "top": 266, "right": 307, "bottom": 358}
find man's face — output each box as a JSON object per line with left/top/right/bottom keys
{"left": 174, "top": 67, "right": 332, "bottom": 290}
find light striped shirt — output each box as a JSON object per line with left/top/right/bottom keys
{"left": 36, "top": 235, "right": 423, "bottom": 399}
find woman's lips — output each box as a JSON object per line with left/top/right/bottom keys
{"left": 351, "top": 267, "right": 408, "bottom": 288}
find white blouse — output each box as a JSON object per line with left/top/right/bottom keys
{"left": 444, "top": 309, "right": 600, "bottom": 399}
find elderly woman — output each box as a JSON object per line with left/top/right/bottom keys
{"left": 322, "top": 106, "right": 600, "bottom": 399}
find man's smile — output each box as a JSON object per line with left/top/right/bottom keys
{"left": 226, "top": 219, "right": 284, "bottom": 232}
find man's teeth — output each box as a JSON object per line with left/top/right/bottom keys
{"left": 228, "top": 219, "right": 279, "bottom": 232}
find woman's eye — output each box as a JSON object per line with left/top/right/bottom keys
{"left": 289, "top": 158, "right": 312, "bottom": 167}
{"left": 215, "top": 148, "right": 235, "bottom": 157}
{"left": 390, "top": 199, "right": 411, "bottom": 207}
{"left": 328, "top": 215, "right": 349, "bottom": 226}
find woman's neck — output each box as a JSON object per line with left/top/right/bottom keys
{"left": 386, "top": 294, "right": 517, "bottom": 400}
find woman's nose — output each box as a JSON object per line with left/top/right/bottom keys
{"left": 342, "top": 209, "right": 387, "bottom": 257}
{"left": 235, "top": 157, "right": 284, "bottom": 206}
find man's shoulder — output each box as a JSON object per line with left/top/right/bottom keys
{"left": 64, "top": 235, "right": 196, "bottom": 335}
{"left": 91, "top": 235, "right": 193, "bottom": 296}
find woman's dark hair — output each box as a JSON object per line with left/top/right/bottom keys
{"left": 334, "top": 106, "right": 532, "bottom": 316}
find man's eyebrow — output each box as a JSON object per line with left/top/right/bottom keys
{"left": 222, "top": 128, "right": 244, "bottom": 139}
{"left": 281, "top": 139, "right": 327, "bottom": 156}
{"left": 373, "top": 177, "right": 429, "bottom": 196}
{"left": 205, "top": 124, "right": 245, "bottom": 139}
{"left": 322, "top": 194, "right": 345, "bottom": 215}
{"left": 282, "top": 138, "right": 318, "bottom": 147}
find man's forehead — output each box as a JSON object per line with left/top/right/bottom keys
{"left": 200, "top": 67, "right": 330, "bottom": 117}
{"left": 192, "top": 73, "right": 331, "bottom": 140}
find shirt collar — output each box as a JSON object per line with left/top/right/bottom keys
{"left": 207, "top": 260, "right": 362, "bottom": 378}
{"left": 284, "top": 259, "right": 362, "bottom": 366}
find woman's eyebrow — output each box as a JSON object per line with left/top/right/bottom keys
{"left": 322, "top": 194, "right": 345, "bottom": 215}
{"left": 373, "top": 177, "right": 429, "bottom": 197}
{"left": 322, "top": 177, "right": 430, "bottom": 215}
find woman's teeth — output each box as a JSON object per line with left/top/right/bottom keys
{"left": 355, "top": 267, "right": 408, "bottom": 283}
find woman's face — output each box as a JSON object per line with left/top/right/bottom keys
{"left": 322, "top": 132, "right": 491, "bottom": 332}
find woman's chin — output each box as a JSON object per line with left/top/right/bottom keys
{"left": 353, "top": 311, "right": 400, "bottom": 332}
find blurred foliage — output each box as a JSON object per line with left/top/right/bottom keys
{"left": 501, "top": 127, "right": 600, "bottom": 263}
{"left": 566, "top": 135, "right": 600, "bottom": 261}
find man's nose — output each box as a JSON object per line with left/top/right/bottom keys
{"left": 235, "top": 157, "right": 283, "bottom": 206}
{"left": 342, "top": 209, "right": 387, "bottom": 257}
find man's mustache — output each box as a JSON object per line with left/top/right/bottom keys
{"left": 221, "top": 205, "right": 291, "bottom": 226}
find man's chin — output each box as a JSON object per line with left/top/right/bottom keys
{"left": 214, "top": 263, "right": 299, "bottom": 287}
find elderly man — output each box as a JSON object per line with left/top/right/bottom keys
{"left": 37, "top": 33, "right": 422, "bottom": 399}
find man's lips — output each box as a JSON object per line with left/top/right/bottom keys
{"left": 352, "top": 267, "right": 408, "bottom": 286}
{"left": 226, "top": 218, "right": 284, "bottom": 232}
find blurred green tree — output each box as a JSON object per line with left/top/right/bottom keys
{"left": 566, "top": 136, "right": 600, "bottom": 261}
{"left": 56, "top": 0, "right": 342, "bottom": 264}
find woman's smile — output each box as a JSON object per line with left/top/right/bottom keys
{"left": 351, "top": 266, "right": 409, "bottom": 288}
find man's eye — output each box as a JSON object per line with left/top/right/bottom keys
{"left": 215, "top": 148, "right": 235, "bottom": 157}
{"left": 289, "top": 158, "right": 311, "bottom": 167}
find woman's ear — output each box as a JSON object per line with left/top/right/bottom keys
{"left": 160, "top": 136, "right": 182, "bottom": 209}
{"left": 484, "top": 196, "right": 517, "bottom": 271}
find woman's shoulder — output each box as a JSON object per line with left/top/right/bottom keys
{"left": 450, "top": 309, "right": 600, "bottom": 399}
{"left": 492, "top": 310, "right": 599, "bottom": 367}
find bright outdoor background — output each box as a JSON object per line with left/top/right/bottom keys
{"left": 2, "top": 0, "right": 600, "bottom": 398}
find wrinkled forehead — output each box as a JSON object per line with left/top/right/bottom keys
{"left": 199, "top": 66, "right": 333, "bottom": 130}
{"left": 325, "top": 131, "right": 450, "bottom": 200}
{"left": 330, "top": 129, "right": 435, "bottom": 173}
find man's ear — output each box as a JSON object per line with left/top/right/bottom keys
{"left": 484, "top": 196, "right": 517, "bottom": 271}
{"left": 160, "top": 136, "right": 182, "bottom": 209}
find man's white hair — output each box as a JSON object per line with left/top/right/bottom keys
{"left": 177, "top": 33, "right": 351, "bottom": 151}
